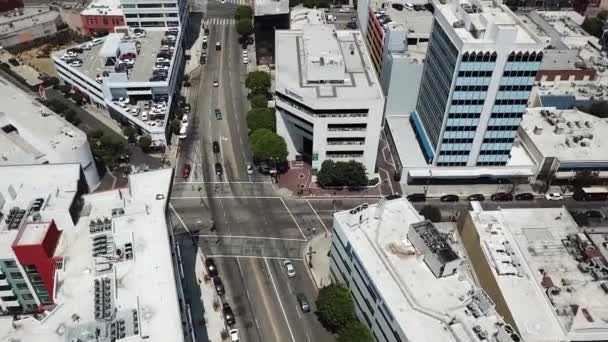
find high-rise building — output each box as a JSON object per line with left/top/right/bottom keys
{"left": 411, "top": 0, "right": 545, "bottom": 167}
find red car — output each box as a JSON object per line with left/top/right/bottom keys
{"left": 182, "top": 164, "right": 191, "bottom": 179}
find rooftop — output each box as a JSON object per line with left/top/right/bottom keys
{"left": 290, "top": 7, "right": 326, "bottom": 30}
{"left": 519, "top": 107, "right": 608, "bottom": 163}
{"left": 0, "top": 77, "right": 88, "bottom": 166}
{"left": 0, "top": 6, "right": 59, "bottom": 36}
{"left": 369, "top": 0, "right": 434, "bottom": 39}
{"left": 255, "top": 0, "right": 289, "bottom": 16}
{"left": 81, "top": 0, "right": 123, "bottom": 16}
{"left": 534, "top": 82, "right": 608, "bottom": 102}
{"left": 0, "top": 168, "right": 185, "bottom": 342}
{"left": 334, "top": 197, "right": 513, "bottom": 342}
{"left": 466, "top": 206, "right": 608, "bottom": 341}
{"left": 275, "top": 25, "right": 383, "bottom": 108}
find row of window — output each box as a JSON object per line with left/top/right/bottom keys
{"left": 327, "top": 138, "right": 365, "bottom": 145}
{"left": 327, "top": 124, "right": 367, "bottom": 132}
{"left": 327, "top": 151, "right": 364, "bottom": 158}
{"left": 490, "top": 112, "right": 524, "bottom": 119}
{"left": 454, "top": 85, "right": 488, "bottom": 92}
{"left": 499, "top": 85, "right": 533, "bottom": 91}
{"left": 479, "top": 150, "right": 510, "bottom": 155}
{"left": 85, "top": 18, "right": 124, "bottom": 25}
{"left": 457, "top": 71, "right": 493, "bottom": 78}
{"left": 448, "top": 113, "right": 480, "bottom": 119}
{"left": 495, "top": 99, "right": 528, "bottom": 105}
{"left": 442, "top": 138, "right": 474, "bottom": 144}
{"left": 507, "top": 51, "right": 543, "bottom": 62}
{"left": 439, "top": 150, "right": 470, "bottom": 156}
{"left": 276, "top": 92, "right": 369, "bottom": 117}
{"left": 452, "top": 99, "right": 485, "bottom": 106}
{"left": 503, "top": 70, "right": 537, "bottom": 78}
{"left": 477, "top": 161, "right": 507, "bottom": 166}
{"left": 461, "top": 51, "right": 498, "bottom": 62}
{"left": 445, "top": 126, "right": 477, "bottom": 131}
{"left": 122, "top": 3, "right": 176, "bottom": 8}
{"left": 437, "top": 162, "right": 466, "bottom": 166}
{"left": 487, "top": 125, "right": 520, "bottom": 131}
{"left": 483, "top": 138, "right": 515, "bottom": 143}
{"left": 125, "top": 13, "right": 178, "bottom": 18}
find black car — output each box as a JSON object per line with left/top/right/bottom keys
{"left": 586, "top": 210, "right": 604, "bottom": 219}
{"left": 213, "top": 141, "right": 220, "bottom": 153}
{"left": 346, "top": 22, "right": 357, "bottom": 29}
{"left": 467, "top": 194, "right": 485, "bottom": 201}
{"left": 200, "top": 56, "right": 206, "bottom": 65}
{"left": 202, "top": 41, "right": 207, "bottom": 49}
{"left": 259, "top": 161, "right": 271, "bottom": 175}
{"left": 204, "top": 27, "right": 210, "bottom": 35}
{"left": 440, "top": 195, "right": 459, "bottom": 202}
{"left": 215, "top": 108, "right": 222, "bottom": 120}
{"left": 296, "top": 293, "right": 310, "bottom": 313}
{"left": 515, "top": 193, "right": 534, "bottom": 201}
{"left": 223, "top": 303, "right": 235, "bottom": 325}
{"left": 491, "top": 192, "right": 513, "bottom": 201}
{"left": 406, "top": 193, "right": 426, "bottom": 202}
{"left": 205, "top": 258, "right": 218, "bottom": 277}
{"left": 241, "top": 42, "right": 248, "bottom": 49}
{"left": 67, "top": 47, "right": 83, "bottom": 54}
{"left": 215, "top": 163, "right": 223, "bottom": 175}
{"left": 183, "top": 103, "right": 191, "bottom": 113}
{"left": 213, "top": 276, "right": 225, "bottom": 295}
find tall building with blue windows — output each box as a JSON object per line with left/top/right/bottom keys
{"left": 411, "top": 0, "right": 545, "bottom": 167}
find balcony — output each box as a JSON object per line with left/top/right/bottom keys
{"left": 0, "top": 289, "right": 15, "bottom": 297}
{"left": 0, "top": 278, "right": 8, "bottom": 287}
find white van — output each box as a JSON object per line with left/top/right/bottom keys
{"left": 404, "top": 3, "right": 414, "bottom": 10}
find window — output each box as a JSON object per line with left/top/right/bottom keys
{"left": 15, "top": 283, "right": 29, "bottom": 290}
{"left": 442, "top": 138, "right": 474, "bottom": 144}
{"left": 22, "top": 294, "right": 34, "bottom": 300}
{"left": 4, "top": 260, "right": 17, "bottom": 268}
{"left": 138, "top": 3, "right": 162, "bottom": 8}
{"left": 10, "top": 272, "right": 23, "bottom": 279}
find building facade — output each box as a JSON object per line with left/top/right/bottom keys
{"left": 81, "top": 0, "right": 126, "bottom": 36}
{"left": 121, "top": 0, "right": 187, "bottom": 29}
{"left": 411, "top": 0, "right": 545, "bottom": 167}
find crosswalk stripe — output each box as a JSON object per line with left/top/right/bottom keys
{"left": 204, "top": 18, "right": 236, "bottom": 26}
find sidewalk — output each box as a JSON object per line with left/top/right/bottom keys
{"left": 302, "top": 233, "right": 332, "bottom": 290}
{"left": 194, "top": 248, "right": 228, "bottom": 342}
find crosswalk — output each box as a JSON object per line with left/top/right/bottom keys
{"left": 216, "top": 0, "right": 250, "bottom": 4}
{"left": 204, "top": 18, "right": 236, "bottom": 26}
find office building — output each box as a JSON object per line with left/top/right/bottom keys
{"left": 253, "top": 0, "right": 289, "bottom": 64}
{"left": 330, "top": 196, "right": 520, "bottom": 342}
{"left": 460, "top": 204, "right": 608, "bottom": 341}
{"left": 0, "top": 76, "right": 101, "bottom": 191}
{"left": 0, "top": 165, "right": 190, "bottom": 342}
{"left": 122, "top": 0, "right": 188, "bottom": 29}
{"left": 274, "top": 24, "right": 385, "bottom": 174}
{"left": 81, "top": 0, "right": 126, "bottom": 36}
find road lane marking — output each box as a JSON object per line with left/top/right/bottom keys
{"left": 236, "top": 258, "right": 263, "bottom": 339}
{"left": 169, "top": 203, "right": 190, "bottom": 233}
{"left": 219, "top": 135, "right": 229, "bottom": 182}
{"left": 171, "top": 196, "right": 281, "bottom": 199}
{"left": 280, "top": 197, "right": 307, "bottom": 240}
{"left": 306, "top": 200, "right": 330, "bottom": 234}
{"left": 264, "top": 258, "right": 296, "bottom": 342}
{"left": 206, "top": 255, "right": 304, "bottom": 261}
{"left": 295, "top": 304, "right": 301, "bottom": 319}
{"left": 198, "top": 235, "right": 307, "bottom": 242}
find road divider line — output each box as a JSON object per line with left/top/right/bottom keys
{"left": 280, "top": 197, "right": 307, "bottom": 240}
{"left": 206, "top": 255, "right": 305, "bottom": 261}
{"left": 169, "top": 203, "right": 190, "bottom": 233}
{"left": 265, "top": 258, "right": 297, "bottom": 342}
{"left": 306, "top": 199, "right": 330, "bottom": 234}
{"left": 198, "top": 234, "right": 307, "bottom": 242}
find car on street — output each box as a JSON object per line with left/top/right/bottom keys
{"left": 491, "top": 192, "right": 513, "bottom": 201}
{"left": 183, "top": 103, "right": 191, "bottom": 113}
{"left": 213, "top": 141, "right": 220, "bottom": 153}
{"left": 204, "top": 27, "right": 210, "bottom": 35}
{"left": 182, "top": 164, "right": 191, "bottom": 179}
{"left": 246, "top": 163, "right": 253, "bottom": 175}
{"left": 213, "top": 79, "right": 219, "bottom": 87}
{"left": 205, "top": 258, "right": 218, "bottom": 277}
{"left": 223, "top": 303, "right": 235, "bottom": 325}
{"left": 229, "top": 329, "right": 240, "bottom": 342}
{"left": 243, "top": 50, "right": 248, "bottom": 58}
{"left": 258, "top": 161, "right": 271, "bottom": 174}
{"left": 202, "top": 36, "right": 207, "bottom": 43}
{"left": 69, "top": 59, "right": 83, "bottom": 67}
{"left": 467, "top": 194, "right": 484, "bottom": 201}
{"left": 200, "top": 55, "right": 206, "bottom": 64}
{"left": 338, "top": 8, "right": 350, "bottom": 12}
{"left": 213, "top": 277, "right": 225, "bottom": 296}
{"left": 296, "top": 293, "right": 310, "bottom": 313}
{"left": 216, "top": 42, "right": 221, "bottom": 50}
{"left": 243, "top": 57, "right": 248, "bottom": 64}
{"left": 283, "top": 260, "right": 296, "bottom": 278}
{"left": 215, "top": 108, "right": 222, "bottom": 120}
{"left": 215, "top": 163, "right": 223, "bottom": 176}
{"left": 440, "top": 194, "right": 459, "bottom": 202}
{"left": 545, "top": 192, "right": 564, "bottom": 201}
{"left": 406, "top": 193, "right": 426, "bottom": 202}
{"left": 515, "top": 193, "right": 534, "bottom": 201}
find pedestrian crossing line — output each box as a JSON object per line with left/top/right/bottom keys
{"left": 203, "top": 18, "right": 236, "bottom": 26}
{"left": 217, "top": 0, "right": 249, "bottom": 5}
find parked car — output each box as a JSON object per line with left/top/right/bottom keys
{"left": 406, "top": 193, "right": 426, "bottom": 202}
{"left": 183, "top": 103, "right": 191, "bottom": 113}
{"left": 215, "top": 108, "right": 222, "bottom": 120}
{"left": 229, "top": 329, "right": 240, "bottom": 342}
{"left": 246, "top": 163, "right": 254, "bottom": 175}
{"left": 283, "top": 260, "right": 296, "bottom": 278}
{"left": 467, "top": 194, "right": 484, "bottom": 201}
{"left": 585, "top": 210, "right": 605, "bottom": 219}
{"left": 491, "top": 192, "right": 513, "bottom": 201}
{"left": 296, "top": 293, "right": 310, "bottom": 313}
{"left": 216, "top": 42, "right": 221, "bottom": 50}
{"left": 69, "top": 60, "right": 83, "bottom": 67}
{"left": 182, "top": 164, "right": 191, "bottom": 179}
{"left": 545, "top": 193, "right": 564, "bottom": 201}
{"left": 440, "top": 194, "right": 459, "bottom": 202}
{"left": 223, "top": 303, "right": 235, "bottom": 325}
{"left": 215, "top": 163, "right": 223, "bottom": 175}
{"left": 515, "top": 193, "right": 534, "bottom": 201}
{"left": 213, "top": 79, "right": 219, "bottom": 87}
{"left": 205, "top": 258, "right": 218, "bottom": 277}
{"left": 213, "top": 141, "right": 220, "bottom": 153}
{"left": 213, "top": 277, "right": 225, "bottom": 296}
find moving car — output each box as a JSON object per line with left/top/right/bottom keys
{"left": 223, "top": 303, "right": 235, "bottom": 325}
{"left": 545, "top": 192, "right": 564, "bottom": 201}
{"left": 406, "top": 193, "right": 426, "bottom": 202}
{"left": 215, "top": 163, "right": 223, "bottom": 175}
{"left": 182, "top": 164, "right": 191, "bottom": 179}
{"left": 296, "top": 293, "right": 310, "bottom": 313}
{"left": 213, "top": 79, "right": 219, "bottom": 87}
{"left": 283, "top": 260, "right": 296, "bottom": 278}
{"left": 216, "top": 42, "right": 221, "bottom": 51}
{"left": 215, "top": 109, "right": 222, "bottom": 120}
{"left": 229, "top": 329, "right": 240, "bottom": 342}
{"left": 69, "top": 60, "right": 83, "bottom": 67}
{"left": 246, "top": 163, "right": 253, "bottom": 175}
{"left": 440, "top": 194, "right": 459, "bottom": 202}
{"left": 467, "top": 194, "right": 485, "bottom": 201}
{"left": 515, "top": 193, "right": 534, "bottom": 201}
{"left": 243, "top": 57, "right": 248, "bottom": 64}
{"left": 213, "top": 141, "right": 220, "bottom": 153}
{"left": 491, "top": 192, "right": 513, "bottom": 201}
{"left": 213, "top": 277, "right": 225, "bottom": 296}
{"left": 183, "top": 103, "right": 191, "bottom": 113}
{"left": 205, "top": 258, "right": 218, "bottom": 277}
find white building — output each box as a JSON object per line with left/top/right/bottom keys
{"left": 274, "top": 24, "right": 385, "bottom": 174}
{"left": 0, "top": 6, "right": 62, "bottom": 48}
{"left": 330, "top": 196, "right": 520, "bottom": 342}
{"left": 0, "top": 76, "right": 100, "bottom": 190}
{"left": 0, "top": 165, "right": 190, "bottom": 342}
{"left": 121, "top": 0, "right": 188, "bottom": 29}
{"left": 460, "top": 205, "right": 608, "bottom": 341}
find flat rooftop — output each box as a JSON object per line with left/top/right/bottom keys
{"left": 275, "top": 25, "right": 383, "bottom": 108}
{"left": 370, "top": 0, "right": 433, "bottom": 39}
{"left": 290, "top": 8, "right": 326, "bottom": 30}
{"left": 0, "top": 77, "right": 88, "bottom": 166}
{"left": 520, "top": 107, "right": 608, "bottom": 162}
{"left": 255, "top": 0, "right": 289, "bottom": 16}
{"left": 334, "top": 198, "right": 510, "bottom": 342}
{"left": 467, "top": 206, "right": 608, "bottom": 341}
{"left": 81, "top": 0, "right": 123, "bottom": 16}
{"left": 0, "top": 6, "right": 59, "bottom": 35}
{"left": 535, "top": 82, "right": 608, "bottom": 102}
{"left": 0, "top": 168, "right": 185, "bottom": 342}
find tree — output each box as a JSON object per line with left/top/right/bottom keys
{"left": 337, "top": 321, "right": 373, "bottom": 342}
{"left": 123, "top": 126, "right": 137, "bottom": 143}
{"left": 58, "top": 84, "right": 72, "bottom": 95}
{"left": 89, "top": 129, "right": 104, "bottom": 140}
{"left": 137, "top": 135, "right": 152, "bottom": 152}
{"left": 317, "top": 160, "right": 337, "bottom": 187}
{"left": 235, "top": 5, "right": 253, "bottom": 20}
{"left": 250, "top": 129, "right": 288, "bottom": 162}
{"left": 317, "top": 160, "right": 368, "bottom": 188}
{"left": 582, "top": 16, "right": 604, "bottom": 38}
{"left": 419, "top": 205, "right": 442, "bottom": 222}
{"left": 44, "top": 76, "right": 59, "bottom": 88}
{"left": 588, "top": 101, "right": 608, "bottom": 118}
{"left": 245, "top": 71, "right": 271, "bottom": 94}
{"left": 247, "top": 107, "right": 275, "bottom": 133}
{"left": 236, "top": 19, "right": 254, "bottom": 37}
{"left": 46, "top": 99, "right": 68, "bottom": 114}
{"left": 171, "top": 119, "right": 182, "bottom": 135}
{"left": 72, "top": 92, "right": 84, "bottom": 106}
{"left": 315, "top": 284, "right": 355, "bottom": 333}
{"left": 251, "top": 94, "right": 268, "bottom": 108}
{"left": 303, "top": 0, "right": 317, "bottom": 8}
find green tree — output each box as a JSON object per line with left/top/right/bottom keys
{"left": 419, "top": 205, "right": 442, "bottom": 222}
{"left": 137, "top": 135, "right": 152, "bottom": 152}
{"left": 337, "top": 321, "right": 373, "bottom": 342}
{"left": 235, "top": 5, "right": 253, "bottom": 20}
{"left": 317, "top": 160, "right": 368, "bottom": 188}
{"left": 46, "top": 99, "right": 68, "bottom": 114}
{"left": 44, "top": 76, "right": 59, "bottom": 88}
{"left": 250, "top": 94, "right": 268, "bottom": 108}
{"left": 246, "top": 71, "right": 271, "bottom": 94}
{"left": 303, "top": 0, "right": 317, "bottom": 8}
{"left": 171, "top": 119, "right": 182, "bottom": 135}
{"left": 598, "top": 10, "right": 608, "bottom": 20}
{"left": 236, "top": 19, "right": 254, "bottom": 36}
{"left": 588, "top": 101, "right": 608, "bottom": 118}
{"left": 89, "top": 129, "right": 104, "bottom": 140}
{"left": 250, "top": 129, "right": 288, "bottom": 162}
{"left": 316, "top": 160, "right": 337, "bottom": 187}
{"left": 247, "top": 107, "right": 275, "bottom": 133}
{"left": 123, "top": 126, "right": 137, "bottom": 143}
{"left": 58, "top": 84, "right": 72, "bottom": 95}
{"left": 315, "top": 284, "right": 355, "bottom": 333}
{"left": 582, "top": 16, "right": 604, "bottom": 38}
{"left": 71, "top": 92, "right": 85, "bottom": 105}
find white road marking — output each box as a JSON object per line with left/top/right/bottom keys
{"left": 171, "top": 196, "right": 281, "bottom": 199}
{"left": 169, "top": 203, "right": 190, "bottom": 233}
{"left": 265, "top": 258, "right": 297, "bottom": 342}
{"left": 295, "top": 304, "right": 301, "bottom": 319}
{"left": 378, "top": 167, "right": 394, "bottom": 195}
{"left": 306, "top": 199, "right": 330, "bottom": 234}
{"left": 305, "top": 331, "right": 312, "bottom": 342}
{"left": 198, "top": 234, "right": 307, "bottom": 242}
{"left": 280, "top": 197, "right": 307, "bottom": 240}
{"left": 236, "top": 258, "right": 262, "bottom": 333}
{"left": 206, "top": 255, "right": 304, "bottom": 261}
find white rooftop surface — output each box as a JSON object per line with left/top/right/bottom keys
{"left": 255, "top": 0, "right": 289, "bottom": 16}
{"left": 334, "top": 198, "right": 506, "bottom": 342}
{"left": 520, "top": 107, "right": 608, "bottom": 162}
{"left": 0, "top": 168, "right": 184, "bottom": 342}
{"left": 535, "top": 82, "right": 608, "bottom": 101}
{"left": 81, "top": 0, "right": 123, "bottom": 16}
{"left": 15, "top": 222, "right": 52, "bottom": 245}
{"left": 468, "top": 206, "right": 608, "bottom": 341}
{"left": 370, "top": 0, "right": 433, "bottom": 38}
{"left": 275, "top": 26, "right": 383, "bottom": 108}
{"left": 0, "top": 77, "right": 88, "bottom": 165}
{"left": 386, "top": 115, "right": 429, "bottom": 167}
{"left": 0, "top": 6, "right": 59, "bottom": 35}
{"left": 290, "top": 7, "right": 326, "bottom": 30}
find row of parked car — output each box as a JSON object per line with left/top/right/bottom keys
{"left": 150, "top": 28, "right": 179, "bottom": 81}
{"left": 204, "top": 258, "right": 240, "bottom": 341}
{"left": 407, "top": 192, "right": 565, "bottom": 203}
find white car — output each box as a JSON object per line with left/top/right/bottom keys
{"left": 70, "top": 60, "right": 82, "bottom": 67}
{"left": 60, "top": 54, "right": 74, "bottom": 60}
{"left": 131, "top": 107, "right": 141, "bottom": 116}
{"left": 338, "top": 8, "right": 349, "bottom": 12}
{"left": 221, "top": 0, "right": 227, "bottom": 3}
{"left": 118, "top": 97, "right": 129, "bottom": 104}
{"left": 81, "top": 42, "right": 92, "bottom": 50}
{"left": 156, "top": 57, "right": 169, "bottom": 63}
{"left": 181, "top": 115, "right": 189, "bottom": 125}
{"left": 121, "top": 58, "right": 134, "bottom": 65}
{"left": 243, "top": 57, "right": 248, "bottom": 64}
{"left": 229, "top": 329, "right": 240, "bottom": 342}
{"left": 545, "top": 193, "right": 564, "bottom": 201}
{"left": 134, "top": 32, "right": 146, "bottom": 38}
{"left": 141, "top": 112, "right": 148, "bottom": 121}
{"left": 213, "top": 80, "right": 219, "bottom": 87}
{"left": 283, "top": 260, "right": 296, "bottom": 278}
{"left": 202, "top": 36, "right": 208, "bottom": 43}
{"left": 246, "top": 163, "right": 253, "bottom": 175}
{"left": 118, "top": 102, "right": 128, "bottom": 108}
{"left": 242, "top": 50, "right": 248, "bottom": 57}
